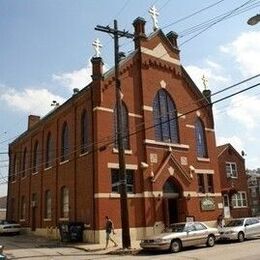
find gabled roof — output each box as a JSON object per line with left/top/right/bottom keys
{"left": 217, "top": 143, "right": 244, "bottom": 160}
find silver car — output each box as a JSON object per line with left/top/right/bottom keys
{"left": 219, "top": 217, "right": 260, "bottom": 242}
{"left": 140, "top": 222, "right": 219, "bottom": 253}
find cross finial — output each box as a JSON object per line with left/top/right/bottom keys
{"left": 92, "top": 38, "right": 102, "bottom": 57}
{"left": 149, "top": 5, "right": 159, "bottom": 31}
{"left": 202, "top": 74, "right": 208, "bottom": 90}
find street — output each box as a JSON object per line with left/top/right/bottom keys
{"left": 0, "top": 234, "right": 260, "bottom": 260}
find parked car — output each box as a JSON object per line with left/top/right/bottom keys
{"left": 219, "top": 217, "right": 260, "bottom": 242}
{"left": 0, "top": 220, "right": 21, "bottom": 235}
{"left": 140, "top": 222, "right": 219, "bottom": 253}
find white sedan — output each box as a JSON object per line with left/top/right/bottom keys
{"left": 140, "top": 222, "right": 219, "bottom": 253}
{"left": 219, "top": 217, "right": 260, "bottom": 242}
{"left": 0, "top": 220, "right": 21, "bottom": 235}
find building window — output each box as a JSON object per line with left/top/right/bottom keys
{"left": 232, "top": 192, "right": 247, "bottom": 208}
{"left": 195, "top": 118, "right": 207, "bottom": 158}
{"left": 33, "top": 141, "right": 40, "bottom": 173}
{"left": 45, "top": 190, "right": 52, "bottom": 219}
{"left": 114, "top": 102, "right": 130, "bottom": 150}
{"left": 45, "top": 133, "right": 53, "bottom": 168}
{"left": 61, "top": 122, "right": 69, "bottom": 162}
{"left": 10, "top": 198, "right": 15, "bottom": 221}
{"left": 111, "top": 169, "right": 134, "bottom": 193}
{"left": 60, "top": 186, "right": 69, "bottom": 218}
{"left": 153, "top": 89, "right": 179, "bottom": 143}
{"left": 80, "top": 110, "right": 88, "bottom": 154}
{"left": 226, "top": 162, "right": 237, "bottom": 178}
{"left": 11, "top": 154, "right": 17, "bottom": 181}
{"left": 20, "top": 196, "right": 26, "bottom": 220}
{"left": 197, "top": 173, "right": 214, "bottom": 193}
{"left": 22, "top": 147, "right": 27, "bottom": 177}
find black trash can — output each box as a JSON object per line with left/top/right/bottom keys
{"left": 68, "top": 222, "right": 84, "bottom": 242}
{"left": 59, "top": 223, "right": 70, "bottom": 242}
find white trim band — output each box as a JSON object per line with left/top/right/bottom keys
{"left": 107, "top": 163, "right": 138, "bottom": 170}
{"left": 143, "top": 105, "right": 153, "bottom": 112}
{"left": 194, "top": 169, "right": 215, "bottom": 174}
{"left": 93, "top": 106, "right": 113, "bottom": 113}
{"left": 144, "top": 139, "right": 189, "bottom": 149}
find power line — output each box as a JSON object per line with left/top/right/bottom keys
{"left": 3, "top": 80, "right": 260, "bottom": 180}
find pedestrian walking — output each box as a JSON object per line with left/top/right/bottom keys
{"left": 105, "top": 216, "right": 118, "bottom": 249}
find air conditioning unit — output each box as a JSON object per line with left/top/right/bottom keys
{"left": 226, "top": 172, "right": 232, "bottom": 178}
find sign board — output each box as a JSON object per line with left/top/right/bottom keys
{"left": 201, "top": 197, "right": 215, "bottom": 211}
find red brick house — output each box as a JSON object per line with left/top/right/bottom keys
{"left": 217, "top": 144, "right": 251, "bottom": 219}
{"left": 7, "top": 17, "right": 223, "bottom": 243}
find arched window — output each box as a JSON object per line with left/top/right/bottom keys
{"left": 33, "top": 141, "right": 40, "bottom": 173}
{"left": 22, "top": 147, "right": 27, "bottom": 177}
{"left": 45, "top": 190, "right": 52, "bottom": 219}
{"left": 153, "top": 89, "right": 179, "bottom": 143}
{"left": 12, "top": 154, "right": 17, "bottom": 181}
{"left": 195, "top": 118, "right": 208, "bottom": 158}
{"left": 61, "top": 122, "right": 69, "bottom": 161}
{"left": 60, "top": 186, "right": 69, "bottom": 218}
{"left": 114, "top": 102, "right": 130, "bottom": 150}
{"left": 80, "top": 110, "right": 88, "bottom": 154}
{"left": 20, "top": 196, "right": 26, "bottom": 220}
{"left": 46, "top": 132, "right": 53, "bottom": 168}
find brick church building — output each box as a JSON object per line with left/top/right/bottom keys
{"left": 7, "top": 17, "right": 224, "bottom": 243}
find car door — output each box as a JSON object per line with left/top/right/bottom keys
{"left": 182, "top": 223, "right": 196, "bottom": 247}
{"left": 183, "top": 223, "right": 207, "bottom": 247}
{"left": 249, "top": 218, "right": 260, "bottom": 236}
{"left": 244, "top": 219, "right": 254, "bottom": 237}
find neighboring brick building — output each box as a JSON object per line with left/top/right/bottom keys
{"left": 0, "top": 196, "right": 7, "bottom": 220}
{"left": 217, "top": 144, "right": 251, "bottom": 219}
{"left": 7, "top": 17, "right": 223, "bottom": 243}
{"left": 247, "top": 169, "right": 260, "bottom": 216}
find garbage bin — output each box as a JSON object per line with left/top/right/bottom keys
{"left": 68, "top": 222, "right": 84, "bottom": 242}
{"left": 59, "top": 223, "right": 70, "bottom": 242}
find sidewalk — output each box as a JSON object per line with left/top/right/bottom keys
{"left": 69, "top": 240, "right": 142, "bottom": 255}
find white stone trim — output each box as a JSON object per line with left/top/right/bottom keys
{"left": 141, "top": 44, "right": 181, "bottom": 65}
{"left": 93, "top": 106, "right": 113, "bottom": 113}
{"left": 112, "top": 148, "right": 133, "bottom": 155}
{"left": 79, "top": 152, "right": 89, "bottom": 157}
{"left": 143, "top": 105, "right": 153, "bottom": 112}
{"left": 205, "top": 128, "right": 215, "bottom": 132}
{"left": 44, "top": 166, "right": 52, "bottom": 171}
{"left": 177, "top": 113, "right": 186, "bottom": 119}
{"left": 128, "top": 113, "right": 143, "bottom": 118}
{"left": 197, "top": 157, "right": 210, "bottom": 162}
{"left": 59, "top": 218, "right": 69, "bottom": 221}
{"left": 94, "top": 191, "right": 164, "bottom": 199}
{"left": 107, "top": 162, "right": 138, "bottom": 170}
{"left": 194, "top": 169, "right": 215, "bottom": 174}
{"left": 43, "top": 218, "right": 52, "bottom": 221}
{"left": 144, "top": 139, "right": 189, "bottom": 149}
{"left": 59, "top": 160, "right": 69, "bottom": 165}
{"left": 186, "top": 124, "right": 195, "bottom": 128}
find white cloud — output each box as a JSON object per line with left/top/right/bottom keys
{"left": 185, "top": 63, "right": 229, "bottom": 92}
{"left": 220, "top": 31, "right": 260, "bottom": 76}
{"left": 227, "top": 94, "right": 260, "bottom": 129}
{"left": 217, "top": 135, "right": 244, "bottom": 153}
{"left": 0, "top": 86, "right": 65, "bottom": 116}
{"left": 53, "top": 67, "right": 92, "bottom": 91}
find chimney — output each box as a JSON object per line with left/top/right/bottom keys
{"left": 91, "top": 57, "right": 103, "bottom": 81}
{"left": 203, "top": 89, "right": 212, "bottom": 104}
{"left": 166, "top": 31, "right": 179, "bottom": 50}
{"left": 28, "top": 115, "right": 40, "bottom": 130}
{"left": 132, "top": 17, "right": 146, "bottom": 49}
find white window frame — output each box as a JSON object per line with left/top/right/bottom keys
{"left": 226, "top": 162, "right": 238, "bottom": 178}
{"left": 232, "top": 191, "right": 247, "bottom": 208}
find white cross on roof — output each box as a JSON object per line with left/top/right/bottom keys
{"left": 201, "top": 74, "right": 208, "bottom": 90}
{"left": 92, "top": 38, "right": 102, "bottom": 57}
{"left": 149, "top": 5, "right": 159, "bottom": 31}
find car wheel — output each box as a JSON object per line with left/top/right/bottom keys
{"left": 206, "top": 235, "right": 215, "bottom": 247}
{"left": 170, "top": 239, "right": 181, "bottom": 253}
{"left": 238, "top": 232, "right": 244, "bottom": 242}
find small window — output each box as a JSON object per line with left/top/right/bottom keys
{"left": 46, "top": 133, "right": 53, "bottom": 168}
{"left": 33, "top": 141, "right": 40, "bottom": 173}
{"left": 111, "top": 169, "right": 134, "bottom": 193}
{"left": 197, "top": 174, "right": 205, "bottom": 193}
{"left": 232, "top": 192, "right": 247, "bottom": 208}
{"left": 60, "top": 186, "right": 69, "bottom": 218}
{"left": 45, "top": 190, "right": 52, "bottom": 219}
{"left": 194, "top": 223, "right": 207, "bottom": 231}
{"left": 80, "top": 110, "right": 88, "bottom": 154}
{"left": 197, "top": 173, "right": 214, "bottom": 193}
{"left": 226, "top": 162, "right": 237, "bottom": 178}
{"left": 61, "top": 122, "right": 69, "bottom": 162}
{"left": 22, "top": 147, "right": 27, "bottom": 177}
{"left": 195, "top": 118, "right": 208, "bottom": 158}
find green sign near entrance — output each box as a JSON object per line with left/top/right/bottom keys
{"left": 201, "top": 197, "right": 215, "bottom": 211}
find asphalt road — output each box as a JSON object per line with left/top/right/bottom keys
{"left": 1, "top": 234, "right": 260, "bottom": 260}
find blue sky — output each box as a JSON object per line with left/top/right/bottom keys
{"left": 0, "top": 0, "right": 260, "bottom": 196}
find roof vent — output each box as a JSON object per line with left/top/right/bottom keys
{"left": 73, "top": 88, "right": 80, "bottom": 95}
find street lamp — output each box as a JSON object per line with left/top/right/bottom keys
{"left": 247, "top": 14, "right": 260, "bottom": 25}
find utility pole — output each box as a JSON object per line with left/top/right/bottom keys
{"left": 95, "top": 20, "right": 134, "bottom": 249}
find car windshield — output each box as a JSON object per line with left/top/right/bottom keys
{"left": 164, "top": 224, "right": 186, "bottom": 233}
{"left": 225, "top": 219, "right": 244, "bottom": 227}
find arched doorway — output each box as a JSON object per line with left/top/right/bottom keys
{"left": 163, "top": 178, "right": 182, "bottom": 225}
